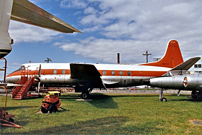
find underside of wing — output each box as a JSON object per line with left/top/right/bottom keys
{"left": 70, "top": 63, "right": 106, "bottom": 89}
{"left": 11, "top": 0, "right": 82, "bottom": 33}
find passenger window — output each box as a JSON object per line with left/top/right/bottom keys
{"left": 62, "top": 69, "right": 66, "bottom": 74}
{"left": 127, "top": 71, "right": 131, "bottom": 76}
{"left": 120, "top": 71, "right": 123, "bottom": 76}
{"left": 103, "top": 70, "right": 106, "bottom": 75}
{"left": 53, "top": 69, "right": 57, "bottom": 75}
{"left": 112, "top": 71, "right": 115, "bottom": 76}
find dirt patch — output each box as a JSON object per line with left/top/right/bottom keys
{"left": 190, "top": 120, "right": 202, "bottom": 125}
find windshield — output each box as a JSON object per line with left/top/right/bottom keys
{"left": 11, "top": 65, "right": 25, "bottom": 73}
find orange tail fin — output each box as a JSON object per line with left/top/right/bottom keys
{"left": 141, "top": 40, "right": 183, "bottom": 68}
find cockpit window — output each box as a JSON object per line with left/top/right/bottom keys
{"left": 15, "top": 66, "right": 25, "bottom": 71}
{"left": 19, "top": 66, "right": 25, "bottom": 70}
{"left": 11, "top": 66, "right": 25, "bottom": 74}
{"left": 162, "top": 72, "right": 171, "bottom": 77}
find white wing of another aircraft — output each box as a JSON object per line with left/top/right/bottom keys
{"left": 0, "top": 0, "right": 81, "bottom": 58}
{"left": 11, "top": 0, "right": 82, "bottom": 33}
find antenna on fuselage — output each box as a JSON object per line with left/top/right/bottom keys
{"left": 45, "top": 58, "right": 52, "bottom": 63}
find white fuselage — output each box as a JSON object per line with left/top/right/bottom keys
{"left": 6, "top": 63, "right": 170, "bottom": 88}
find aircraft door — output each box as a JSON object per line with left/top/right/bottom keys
{"left": 120, "top": 70, "right": 128, "bottom": 87}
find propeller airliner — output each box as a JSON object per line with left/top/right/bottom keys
{"left": 6, "top": 40, "right": 199, "bottom": 99}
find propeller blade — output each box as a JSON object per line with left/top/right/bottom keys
{"left": 37, "top": 64, "right": 41, "bottom": 93}
{"left": 39, "top": 64, "right": 41, "bottom": 77}
{"left": 37, "top": 82, "right": 41, "bottom": 93}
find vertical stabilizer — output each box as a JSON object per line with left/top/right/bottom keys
{"left": 0, "top": 0, "right": 13, "bottom": 58}
{"left": 141, "top": 40, "right": 183, "bottom": 68}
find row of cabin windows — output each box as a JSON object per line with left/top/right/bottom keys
{"left": 53, "top": 69, "right": 66, "bottom": 75}
{"left": 103, "top": 70, "right": 131, "bottom": 76}
{"left": 194, "top": 64, "right": 202, "bottom": 68}
{"left": 52, "top": 70, "right": 132, "bottom": 76}
{"left": 195, "top": 71, "right": 202, "bottom": 73}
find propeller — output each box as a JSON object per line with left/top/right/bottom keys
{"left": 183, "top": 77, "right": 188, "bottom": 87}
{"left": 37, "top": 64, "right": 41, "bottom": 93}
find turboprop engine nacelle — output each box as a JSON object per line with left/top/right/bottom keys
{"left": 150, "top": 74, "right": 202, "bottom": 90}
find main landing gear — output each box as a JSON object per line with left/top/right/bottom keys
{"left": 81, "top": 91, "right": 90, "bottom": 99}
{"left": 159, "top": 89, "right": 167, "bottom": 102}
{"left": 191, "top": 90, "right": 202, "bottom": 100}
{"left": 75, "top": 86, "right": 93, "bottom": 99}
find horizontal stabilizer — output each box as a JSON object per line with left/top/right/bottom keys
{"left": 171, "top": 57, "right": 200, "bottom": 71}
{"left": 11, "top": 0, "right": 82, "bottom": 33}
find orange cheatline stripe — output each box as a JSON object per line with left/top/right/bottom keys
{"left": 7, "top": 69, "right": 167, "bottom": 77}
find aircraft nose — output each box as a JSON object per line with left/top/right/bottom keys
{"left": 5, "top": 76, "right": 11, "bottom": 82}
{"left": 5, "top": 72, "right": 20, "bottom": 83}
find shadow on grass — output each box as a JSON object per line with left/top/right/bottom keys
{"left": 22, "top": 116, "right": 129, "bottom": 134}
{"left": 88, "top": 93, "right": 118, "bottom": 109}
{"left": 19, "top": 116, "right": 163, "bottom": 134}
{"left": 108, "top": 94, "right": 159, "bottom": 98}
{"left": 60, "top": 93, "right": 80, "bottom": 100}
{"left": 169, "top": 98, "right": 202, "bottom": 102}
{"left": 59, "top": 93, "right": 161, "bottom": 109}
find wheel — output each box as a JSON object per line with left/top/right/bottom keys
{"left": 160, "top": 98, "right": 167, "bottom": 102}
{"left": 41, "top": 106, "right": 48, "bottom": 113}
{"left": 49, "top": 105, "right": 58, "bottom": 113}
{"left": 191, "top": 90, "right": 196, "bottom": 99}
{"left": 197, "top": 91, "right": 202, "bottom": 101}
{"left": 81, "top": 92, "right": 89, "bottom": 99}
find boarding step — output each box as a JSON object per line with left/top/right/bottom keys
{"left": 12, "top": 77, "right": 34, "bottom": 100}
{"left": 13, "top": 98, "right": 22, "bottom": 100}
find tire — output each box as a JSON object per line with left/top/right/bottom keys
{"left": 41, "top": 106, "right": 48, "bottom": 113}
{"left": 160, "top": 98, "right": 167, "bottom": 102}
{"left": 191, "top": 90, "right": 196, "bottom": 99}
{"left": 81, "top": 92, "right": 89, "bottom": 99}
{"left": 49, "top": 105, "right": 58, "bottom": 113}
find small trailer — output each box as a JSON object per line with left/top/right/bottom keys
{"left": 40, "top": 91, "right": 61, "bottom": 113}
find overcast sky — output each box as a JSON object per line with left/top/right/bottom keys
{"left": 2, "top": 0, "right": 202, "bottom": 74}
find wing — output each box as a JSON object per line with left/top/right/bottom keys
{"left": 11, "top": 0, "right": 82, "bottom": 33}
{"left": 70, "top": 63, "right": 106, "bottom": 89}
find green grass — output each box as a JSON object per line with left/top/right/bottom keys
{"left": 0, "top": 93, "right": 202, "bottom": 134}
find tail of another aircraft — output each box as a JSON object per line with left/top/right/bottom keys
{"left": 141, "top": 40, "right": 183, "bottom": 68}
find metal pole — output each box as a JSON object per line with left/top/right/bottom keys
{"left": 143, "top": 50, "right": 151, "bottom": 63}
{"left": 117, "top": 53, "right": 120, "bottom": 64}
{"left": 0, "top": 58, "right": 7, "bottom": 83}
